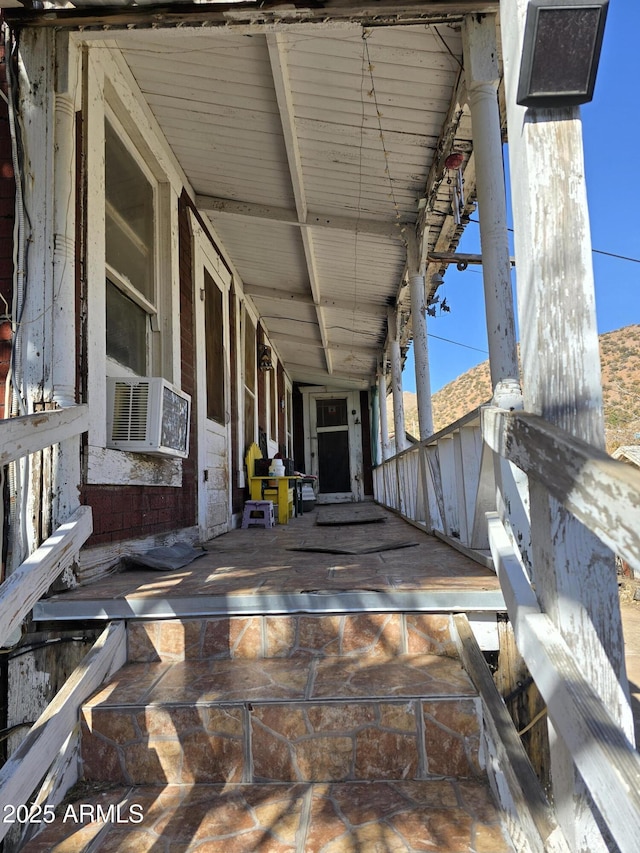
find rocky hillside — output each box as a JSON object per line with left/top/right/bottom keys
{"left": 389, "top": 325, "right": 640, "bottom": 454}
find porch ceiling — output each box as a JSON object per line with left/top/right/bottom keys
{"left": 35, "top": 3, "right": 483, "bottom": 388}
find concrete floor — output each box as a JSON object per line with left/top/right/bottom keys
{"left": 620, "top": 599, "right": 640, "bottom": 746}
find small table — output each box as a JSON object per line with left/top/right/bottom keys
{"left": 249, "top": 476, "right": 298, "bottom": 525}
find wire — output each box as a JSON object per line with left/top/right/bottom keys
{"left": 468, "top": 218, "right": 640, "bottom": 264}
{"left": 592, "top": 248, "right": 640, "bottom": 264}
{"left": 430, "top": 25, "right": 464, "bottom": 71}
{"left": 0, "top": 636, "right": 92, "bottom": 658}
{"left": 426, "top": 332, "right": 488, "bottom": 355}
{"left": 0, "top": 722, "right": 34, "bottom": 743}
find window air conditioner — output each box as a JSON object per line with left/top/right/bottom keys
{"left": 106, "top": 377, "right": 191, "bottom": 459}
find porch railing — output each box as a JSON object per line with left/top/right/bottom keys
{"left": 373, "top": 404, "right": 640, "bottom": 853}
{"left": 373, "top": 404, "right": 496, "bottom": 562}
{"left": 0, "top": 405, "right": 120, "bottom": 843}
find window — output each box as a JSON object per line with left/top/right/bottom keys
{"left": 204, "top": 268, "right": 225, "bottom": 424}
{"left": 316, "top": 398, "right": 348, "bottom": 428}
{"left": 105, "top": 282, "right": 147, "bottom": 375}
{"left": 104, "top": 118, "right": 156, "bottom": 374}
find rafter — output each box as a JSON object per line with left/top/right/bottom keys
{"left": 272, "top": 330, "right": 380, "bottom": 351}
{"left": 243, "top": 282, "right": 382, "bottom": 318}
{"left": 195, "top": 194, "right": 405, "bottom": 240}
{"left": 266, "top": 31, "right": 333, "bottom": 375}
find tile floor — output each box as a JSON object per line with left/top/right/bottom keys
{"left": 19, "top": 780, "right": 515, "bottom": 853}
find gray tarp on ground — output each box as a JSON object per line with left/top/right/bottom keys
{"left": 125, "top": 542, "right": 205, "bottom": 571}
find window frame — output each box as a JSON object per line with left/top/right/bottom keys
{"left": 104, "top": 107, "right": 161, "bottom": 379}
{"left": 83, "top": 45, "right": 183, "bottom": 485}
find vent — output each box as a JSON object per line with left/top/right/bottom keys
{"left": 107, "top": 377, "right": 190, "bottom": 458}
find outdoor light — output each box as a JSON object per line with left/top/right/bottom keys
{"left": 517, "top": 0, "right": 608, "bottom": 108}
{"left": 258, "top": 344, "right": 273, "bottom": 372}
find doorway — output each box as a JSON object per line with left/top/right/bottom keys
{"left": 192, "top": 215, "right": 232, "bottom": 539}
{"left": 305, "top": 390, "right": 363, "bottom": 503}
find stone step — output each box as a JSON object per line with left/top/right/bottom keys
{"left": 127, "top": 612, "right": 458, "bottom": 662}
{"left": 81, "top": 655, "right": 482, "bottom": 785}
{"left": 19, "top": 780, "right": 515, "bottom": 852}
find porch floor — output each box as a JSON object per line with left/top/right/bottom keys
{"left": 35, "top": 504, "right": 504, "bottom": 623}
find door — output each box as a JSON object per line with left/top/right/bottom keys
{"left": 309, "top": 391, "right": 363, "bottom": 503}
{"left": 193, "top": 217, "right": 232, "bottom": 539}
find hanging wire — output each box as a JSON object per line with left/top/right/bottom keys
{"left": 361, "top": 28, "right": 406, "bottom": 243}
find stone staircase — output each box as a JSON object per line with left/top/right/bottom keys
{"left": 21, "top": 613, "right": 516, "bottom": 852}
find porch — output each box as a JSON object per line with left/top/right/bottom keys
{"left": 0, "top": 2, "right": 639, "bottom": 850}
{"left": 33, "top": 504, "right": 503, "bottom": 624}
{"left": 18, "top": 506, "right": 516, "bottom": 853}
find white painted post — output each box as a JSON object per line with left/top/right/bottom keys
{"left": 407, "top": 235, "right": 434, "bottom": 440}
{"left": 388, "top": 307, "right": 407, "bottom": 454}
{"left": 371, "top": 382, "right": 381, "bottom": 468}
{"left": 15, "top": 28, "right": 56, "bottom": 561}
{"left": 51, "top": 37, "right": 83, "bottom": 528}
{"left": 462, "top": 15, "right": 519, "bottom": 390}
{"left": 378, "top": 369, "right": 390, "bottom": 462}
{"left": 463, "top": 14, "right": 530, "bottom": 573}
{"left": 52, "top": 95, "right": 77, "bottom": 406}
{"left": 501, "top": 1, "right": 633, "bottom": 848}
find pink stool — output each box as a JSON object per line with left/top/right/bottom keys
{"left": 241, "top": 500, "right": 275, "bottom": 529}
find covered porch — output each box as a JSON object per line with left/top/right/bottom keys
{"left": 1, "top": 2, "right": 640, "bottom": 851}
{"left": 34, "top": 503, "right": 503, "bottom": 624}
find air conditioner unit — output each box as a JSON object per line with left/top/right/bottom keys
{"left": 106, "top": 377, "right": 191, "bottom": 458}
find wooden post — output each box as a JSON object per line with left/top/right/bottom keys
{"left": 51, "top": 36, "right": 83, "bottom": 530}
{"left": 461, "top": 15, "right": 519, "bottom": 391}
{"left": 15, "top": 28, "right": 56, "bottom": 562}
{"left": 387, "top": 307, "right": 407, "bottom": 454}
{"left": 370, "top": 382, "right": 381, "bottom": 468}
{"left": 500, "top": 0, "right": 633, "bottom": 847}
{"left": 407, "top": 234, "right": 434, "bottom": 440}
{"left": 378, "top": 368, "right": 390, "bottom": 462}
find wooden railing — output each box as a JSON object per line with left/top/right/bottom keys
{"left": 0, "top": 623, "right": 126, "bottom": 845}
{"left": 374, "top": 404, "right": 640, "bottom": 853}
{"left": 0, "top": 404, "right": 104, "bottom": 842}
{"left": 373, "top": 404, "right": 496, "bottom": 562}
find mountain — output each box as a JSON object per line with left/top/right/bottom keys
{"left": 387, "top": 325, "right": 640, "bottom": 454}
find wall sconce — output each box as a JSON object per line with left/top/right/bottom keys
{"left": 517, "top": 0, "right": 608, "bottom": 108}
{"left": 258, "top": 344, "right": 273, "bottom": 371}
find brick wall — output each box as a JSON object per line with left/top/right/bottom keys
{"left": 0, "top": 44, "right": 14, "bottom": 420}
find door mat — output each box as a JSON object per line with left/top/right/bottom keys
{"left": 287, "top": 541, "right": 418, "bottom": 555}
{"left": 315, "top": 507, "right": 387, "bottom": 526}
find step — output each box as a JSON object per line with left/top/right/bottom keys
{"left": 19, "top": 780, "right": 515, "bottom": 852}
{"left": 80, "top": 655, "right": 482, "bottom": 785}
{"left": 127, "top": 613, "right": 459, "bottom": 662}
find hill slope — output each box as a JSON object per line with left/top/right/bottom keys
{"left": 388, "top": 325, "right": 640, "bottom": 454}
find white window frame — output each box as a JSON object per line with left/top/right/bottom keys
{"left": 104, "top": 107, "right": 160, "bottom": 379}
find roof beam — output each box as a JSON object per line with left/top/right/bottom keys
{"left": 284, "top": 362, "right": 371, "bottom": 389}
{"left": 273, "top": 331, "right": 380, "bottom": 351}
{"left": 243, "top": 282, "right": 382, "bottom": 318}
{"left": 266, "top": 31, "right": 333, "bottom": 375}
{"left": 196, "top": 194, "right": 403, "bottom": 240}
{"left": 5, "top": 2, "right": 501, "bottom": 31}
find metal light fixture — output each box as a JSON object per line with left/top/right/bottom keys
{"left": 517, "top": 0, "right": 608, "bottom": 108}
{"left": 258, "top": 344, "right": 273, "bottom": 372}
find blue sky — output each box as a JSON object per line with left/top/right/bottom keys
{"left": 404, "top": 0, "right": 640, "bottom": 394}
